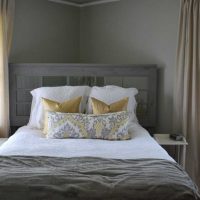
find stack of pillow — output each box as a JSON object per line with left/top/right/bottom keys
{"left": 28, "top": 86, "right": 138, "bottom": 140}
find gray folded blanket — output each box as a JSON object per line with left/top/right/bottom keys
{"left": 0, "top": 156, "right": 199, "bottom": 200}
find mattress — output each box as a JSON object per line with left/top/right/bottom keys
{"left": 0, "top": 124, "right": 174, "bottom": 162}
{"left": 1, "top": 125, "right": 199, "bottom": 200}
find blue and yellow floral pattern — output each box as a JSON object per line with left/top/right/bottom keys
{"left": 47, "top": 111, "right": 130, "bottom": 140}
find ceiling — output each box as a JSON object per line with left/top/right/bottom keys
{"left": 63, "top": 0, "right": 103, "bottom": 4}
{"left": 49, "top": 0, "right": 120, "bottom": 7}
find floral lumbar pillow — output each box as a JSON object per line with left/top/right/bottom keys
{"left": 47, "top": 111, "right": 130, "bottom": 140}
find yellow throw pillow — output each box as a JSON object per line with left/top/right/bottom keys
{"left": 42, "top": 96, "right": 82, "bottom": 134}
{"left": 91, "top": 97, "right": 129, "bottom": 114}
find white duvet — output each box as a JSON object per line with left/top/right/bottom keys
{"left": 0, "top": 124, "right": 174, "bottom": 162}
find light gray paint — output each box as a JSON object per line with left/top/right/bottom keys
{"left": 10, "top": 0, "right": 80, "bottom": 63}
{"left": 10, "top": 0, "right": 180, "bottom": 133}
{"left": 80, "top": 0, "right": 180, "bottom": 132}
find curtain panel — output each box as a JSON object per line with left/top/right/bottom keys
{"left": 0, "top": 0, "right": 15, "bottom": 137}
{"left": 174, "top": 0, "right": 200, "bottom": 188}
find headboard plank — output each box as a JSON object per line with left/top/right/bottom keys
{"left": 9, "top": 63, "right": 157, "bottom": 134}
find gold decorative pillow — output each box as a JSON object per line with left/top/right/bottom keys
{"left": 42, "top": 96, "right": 82, "bottom": 133}
{"left": 91, "top": 97, "right": 129, "bottom": 114}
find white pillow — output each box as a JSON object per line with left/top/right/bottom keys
{"left": 28, "top": 86, "right": 91, "bottom": 129}
{"left": 87, "top": 85, "right": 138, "bottom": 123}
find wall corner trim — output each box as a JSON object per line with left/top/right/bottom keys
{"left": 48, "top": 0, "right": 120, "bottom": 8}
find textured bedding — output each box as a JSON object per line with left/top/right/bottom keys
{"left": 0, "top": 156, "right": 199, "bottom": 200}
{"left": 0, "top": 125, "right": 174, "bottom": 161}
{"left": 0, "top": 124, "right": 198, "bottom": 199}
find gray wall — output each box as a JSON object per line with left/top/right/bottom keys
{"left": 80, "top": 0, "right": 180, "bottom": 132}
{"left": 10, "top": 0, "right": 80, "bottom": 63}
{"left": 10, "top": 0, "right": 180, "bottom": 132}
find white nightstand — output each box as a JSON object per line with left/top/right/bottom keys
{"left": 0, "top": 138, "right": 8, "bottom": 146}
{"left": 154, "top": 134, "right": 188, "bottom": 169}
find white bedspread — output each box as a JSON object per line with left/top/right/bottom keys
{"left": 0, "top": 124, "right": 174, "bottom": 161}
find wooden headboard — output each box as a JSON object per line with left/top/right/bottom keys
{"left": 9, "top": 63, "right": 157, "bottom": 134}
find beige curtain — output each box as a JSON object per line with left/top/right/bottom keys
{"left": 0, "top": 0, "right": 15, "bottom": 138}
{"left": 174, "top": 0, "right": 200, "bottom": 188}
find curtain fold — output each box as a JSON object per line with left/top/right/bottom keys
{"left": 174, "top": 0, "right": 200, "bottom": 188}
{"left": 0, "top": 0, "right": 15, "bottom": 138}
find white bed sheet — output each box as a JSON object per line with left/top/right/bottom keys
{"left": 0, "top": 124, "right": 174, "bottom": 162}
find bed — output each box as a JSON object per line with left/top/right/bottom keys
{"left": 0, "top": 63, "right": 199, "bottom": 200}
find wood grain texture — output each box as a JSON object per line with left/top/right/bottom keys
{"left": 9, "top": 63, "right": 157, "bottom": 134}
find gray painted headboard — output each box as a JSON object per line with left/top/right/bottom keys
{"left": 9, "top": 63, "right": 157, "bottom": 134}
